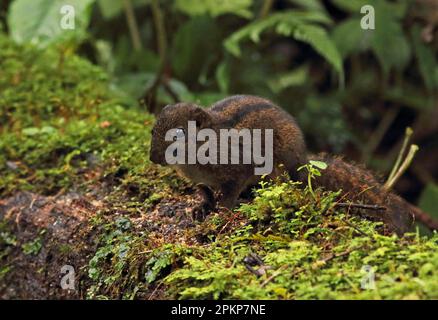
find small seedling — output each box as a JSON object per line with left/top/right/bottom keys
{"left": 298, "top": 160, "right": 327, "bottom": 198}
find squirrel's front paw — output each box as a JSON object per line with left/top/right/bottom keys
{"left": 192, "top": 202, "right": 211, "bottom": 221}
{"left": 192, "top": 200, "right": 215, "bottom": 221}
{"left": 192, "top": 184, "right": 216, "bottom": 221}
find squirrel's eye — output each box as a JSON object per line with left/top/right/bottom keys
{"left": 174, "top": 128, "right": 185, "bottom": 141}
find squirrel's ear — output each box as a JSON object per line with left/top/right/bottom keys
{"left": 193, "top": 107, "right": 212, "bottom": 128}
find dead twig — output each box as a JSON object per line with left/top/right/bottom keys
{"left": 260, "top": 265, "right": 288, "bottom": 288}
{"left": 217, "top": 208, "right": 241, "bottom": 236}
{"left": 148, "top": 280, "right": 163, "bottom": 300}
{"left": 334, "top": 202, "right": 386, "bottom": 211}
{"left": 340, "top": 219, "right": 369, "bottom": 237}
{"left": 320, "top": 248, "right": 353, "bottom": 264}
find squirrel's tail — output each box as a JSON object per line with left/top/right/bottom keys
{"left": 407, "top": 203, "right": 438, "bottom": 230}
{"left": 304, "top": 153, "right": 438, "bottom": 235}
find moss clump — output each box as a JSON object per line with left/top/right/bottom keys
{"left": 87, "top": 176, "right": 438, "bottom": 299}
{"left": 161, "top": 179, "right": 438, "bottom": 299}
{"left": 0, "top": 33, "right": 183, "bottom": 199}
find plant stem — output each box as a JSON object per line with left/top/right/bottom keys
{"left": 123, "top": 0, "right": 142, "bottom": 51}
{"left": 335, "top": 203, "right": 386, "bottom": 211}
{"left": 384, "top": 144, "right": 419, "bottom": 191}
{"left": 259, "top": 0, "right": 274, "bottom": 19}
{"left": 144, "top": 0, "right": 173, "bottom": 113}
{"left": 386, "top": 127, "right": 413, "bottom": 184}
{"left": 308, "top": 173, "right": 314, "bottom": 198}
{"left": 151, "top": 0, "right": 167, "bottom": 66}
{"left": 362, "top": 106, "right": 399, "bottom": 163}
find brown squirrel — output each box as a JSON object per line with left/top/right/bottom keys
{"left": 150, "top": 95, "right": 438, "bottom": 235}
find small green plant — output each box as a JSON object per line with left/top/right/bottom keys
{"left": 21, "top": 229, "right": 46, "bottom": 256}
{"left": 0, "top": 231, "right": 17, "bottom": 247}
{"left": 0, "top": 266, "right": 12, "bottom": 280}
{"left": 297, "top": 160, "right": 327, "bottom": 198}
{"left": 22, "top": 238, "right": 43, "bottom": 256}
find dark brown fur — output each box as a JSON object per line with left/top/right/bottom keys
{"left": 150, "top": 95, "right": 437, "bottom": 235}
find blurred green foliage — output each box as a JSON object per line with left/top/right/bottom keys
{"left": 3, "top": 0, "right": 436, "bottom": 148}
{"left": 7, "top": 0, "right": 94, "bottom": 48}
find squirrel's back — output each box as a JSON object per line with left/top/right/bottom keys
{"left": 209, "top": 95, "right": 308, "bottom": 180}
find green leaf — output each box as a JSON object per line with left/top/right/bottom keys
{"left": 309, "top": 160, "right": 328, "bottom": 170}
{"left": 40, "top": 126, "right": 57, "bottom": 134}
{"left": 174, "top": 0, "right": 253, "bottom": 19}
{"left": 215, "top": 61, "right": 230, "bottom": 94}
{"left": 171, "top": 17, "right": 220, "bottom": 84}
{"left": 288, "top": 0, "right": 325, "bottom": 11}
{"left": 385, "top": 81, "right": 435, "bottom": 110}
{"left": 411, "top": 25, "right": 437, "bottom": 91}
{"left": 8, "top": 0, "right": 95, "bottom": 49}
{"left": 191, "top": 92, "right": 228, "bottom": 106}
{"left": 267, "top": 65, "right": 308, "bottom": 93}
{"left": 331, "top": 18, "right": 372, "bottom": 58}
{"left": 333, "top": 0, "right": 408, "bottom": 19}
{"left": 22, "top": 237, "right": 43, "bottom": 255}
{"left": 22, "top": 127, "right": 40, "bottom": 136}
{"left": 224, "top": 11, "right": 342, "bottom": 81}
{"left": 370, "top": 2, "right": 411, "bottom": 74}
{"left": 292, "top": 24, "right": 343, "bottom": 81}
{"left": 419, "top": 183, "right": 438, "bottom": 220}
{"left": 112, "top": 72, "right": 154, "bottom": 103}
{"left": 331, "top": 0, "right": 411, "bottom": 72}
{"left": 95, "top": 40, "right": 115, "bottom": 73}
{"left": 331, "top": 0, "right": 370, "bottom": 12}
{"left": 166, "top": 78, "right": 196, "bottom": 103}
{"left": 97, "top": 0, "right": 123, "bottom": 19}
{"left": 97, "top": 0, "right": 150, "bottom": 20}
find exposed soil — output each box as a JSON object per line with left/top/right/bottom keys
{"left": 0, "top": 190, "right": 98, "bottom": 298}
{"left": 0, "top": 184, "right": 203, "bottom": 299}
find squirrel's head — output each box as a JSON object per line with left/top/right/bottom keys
{"left": 149, "top": 103, "right": 212, "bottom": 165}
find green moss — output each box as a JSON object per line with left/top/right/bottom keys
{"left": 164, "top": 179, "right": 438, "bottom": 299}
{"left": 87, "top": 176, "right": 438, "bottom": 299}
{"left": 0, "top": 33, "right": 182, "bottom": 201}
